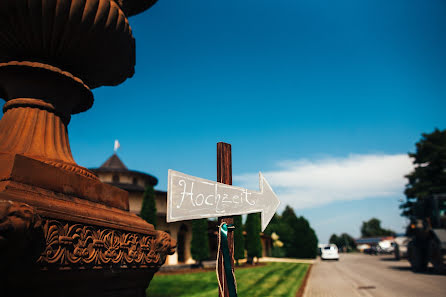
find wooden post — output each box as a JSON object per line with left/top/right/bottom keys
{"left": 217, "top": 142, "right": 235, "bottom": 297}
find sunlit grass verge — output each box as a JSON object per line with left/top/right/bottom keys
{"left": 146, "top": 262, "right": 310, "bottom": 297}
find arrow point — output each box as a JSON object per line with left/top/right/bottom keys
{"left": 259, "top": 172, "right": 280, "bottom": 232}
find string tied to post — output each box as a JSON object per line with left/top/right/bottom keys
{"left": 216, "top": 223, "right": 238, "bottom": 297}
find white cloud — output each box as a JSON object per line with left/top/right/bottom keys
{"left": 234, "top": 154, "right": 414, "bottom": 210}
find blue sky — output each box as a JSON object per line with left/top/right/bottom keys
{"left": 3, "top": 0, "right": 445, "bottom": 243}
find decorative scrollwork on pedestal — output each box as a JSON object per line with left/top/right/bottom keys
{"left": 100, "top": 230, "right": 123, "bottom": 264}
{"left": 38, "top": 219, "right": 175, "bottom": 270}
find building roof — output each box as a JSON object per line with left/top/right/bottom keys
{"left": 90, "top": 153, "right": 158, "bottom": 187}
{"left": 111, "top": 182, "right": 145, "bottom": 192}
{"left": 100, "top": 154, "right": 128, "bottom": 170}
{"left": 354, "top": 236, "right": 394, "bottom": 245}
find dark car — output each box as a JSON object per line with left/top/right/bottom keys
{"left": 364, "top": 246, "right": 378, "bottom": 255}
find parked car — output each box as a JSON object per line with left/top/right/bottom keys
{"left": 321, "top": 244, "right": 339, "bottom": 260}
{"left": 378, "top": 240, "right": 394, "bottom": 254}
{"left": 393, "top": 236, "right": 410, "bottom": 260}
{"left": 364, "top": 246, "right": 379, "bottom": 255}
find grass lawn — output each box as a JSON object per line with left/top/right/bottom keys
{"left": 146, "top": 262, "right": 310, "bottom": 297}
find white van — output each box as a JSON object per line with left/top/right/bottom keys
{"left": 321, "top": 244, "right": 340, "bottom": 260}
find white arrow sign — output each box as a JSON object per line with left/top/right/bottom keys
{"left": 167, "top": 169, "right": 280, "bottom": 231}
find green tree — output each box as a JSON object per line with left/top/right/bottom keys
{"left": 266, "top": 206, "right": 318, "bottom": 259}
{"left": 279, "top": 206, "right": 299, "bottom": 256}
{"left": 329, "top": 234, "right": 340, "bottom": 246}
{"left": 245, "top": 213, "right": 262, "bottom": 264}
{"left": 140, "top": 185, "right": 157, "bottom": 228}
{"left": 293, "top": 215, "right": 318, "bottom": 258}
{"left": 340, "top": 233, "right": 356, "bottom": 251}
{"left": 329, "top": 233, "right": 356, "bottom": 252}
{"left": 190, "top": 219, "right": 210, "bottom": 266}
{"left": 360, "top": 218, "right": 394, "bottom": 237}
{"left": 264, "top": 213, "right": 280, "bottom": 235}
{"left": 401, "top": 128, "right": 446, "bottom": 219}
{"left": 265, "top": 213, "right": 285, "bottom": 257}
{"left": 233, "top": 215, "right": 245, "bottom": 265}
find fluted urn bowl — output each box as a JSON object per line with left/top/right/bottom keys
{"left": 0, "top": 0, "right": 155, "bottom": 89}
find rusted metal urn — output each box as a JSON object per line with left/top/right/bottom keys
{"left": 0, "top": 1, "right": 176, "bottom": 296}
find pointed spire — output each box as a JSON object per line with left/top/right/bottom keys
{"left": 100, "top": 154, "right": 127, "bottom": 170}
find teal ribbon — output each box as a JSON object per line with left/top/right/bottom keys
{"left": 220, "top": 223, "right": 238, "bottom": 297}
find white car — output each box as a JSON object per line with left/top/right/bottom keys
{"left": 321, "top": 244, "right": 339, "bottom": 260}
{"left": 378, "top": 240, "right": 394, "bottom": 254}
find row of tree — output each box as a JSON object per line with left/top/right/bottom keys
{"left": 187, "top": 213, "right": 264, "bottom": 266}
{"left": 265, "top": 206, "right": 318, "bottom": 259}
{"left": 237, "top": 206, "right": 319, "bottom": 261}
{"left": 329, "top": 233, "right": 356, "bottom": 252}
{"left": 329, "top": 218, "right": 395, "bottom": 251}
{"left": 187, "top": 213, "right": 265, "bottom": 266}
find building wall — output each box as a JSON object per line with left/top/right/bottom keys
{"left": 155, "top": 191, "right": 167, "bottom": 214}
{"left": 117, "top": 174, "right": 132, "bottom": 184}
{"left": 153, "top": 192, "right": 193, "bottom": 265}
{"left": 157, "top": 218, "right": 193, "bottom": 265}
{"left": 128, "top": 192, "right": 143, "bottom": 214}
{"left": 97, "top": 172, "right": 147, "bottom": 188}
{"left": 127, "top": 188, "right": 194, "bottom": 265}
{"left": 98, "top": 172, "right": 113, "bottom": 183}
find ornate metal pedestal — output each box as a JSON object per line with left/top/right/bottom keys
{"left": 0, "top": 1, "right": 175, "bottom": 296}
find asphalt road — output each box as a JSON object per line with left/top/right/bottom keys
{"left": 303, "top": 253, "right": 446, "bottom": 297}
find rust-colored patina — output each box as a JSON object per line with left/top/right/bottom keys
{"left": 0, "top": 1, "right": 176, "bottom": 296}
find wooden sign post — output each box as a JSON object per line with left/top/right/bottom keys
{"left": 217, "top": 142, "right": 234, "bottom": 297}
{"left": 166, "top": 142, "right": 280, "bottom": 297}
